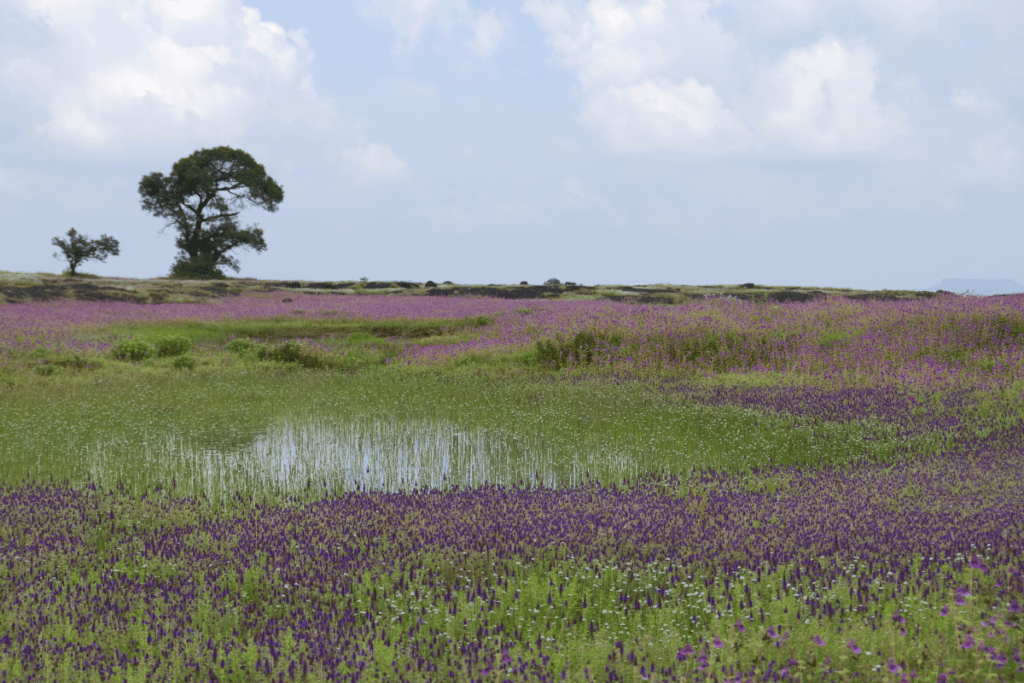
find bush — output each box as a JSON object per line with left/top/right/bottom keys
{"left": 535, "top": 329, "right": 622, "bottom": 369}
{"left": 256, "top": 340, "right": 326, "bottom": 368}
{"left": 154, "top": 334, "right": 192, "bottom": 357}
{"left": 169, "top": 253, "right": 226, "bottom": 280}
{"left": 544, "top": 278, "right": 561, "bottom": 286}
{"left": 112, "top": 340, "right": 152, "bottom": 362}
{"left": 265, "top": 340, "right": 301, "bottom": 363}
{"left": 172, "top": 355, "right": 197, "bottom": 370}
{"left": 226, "top": 338, "right": 254, "bottom": 354}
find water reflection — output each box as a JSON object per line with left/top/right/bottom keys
{"left": 248, "top": 417, "right": 594, "bottom": 492}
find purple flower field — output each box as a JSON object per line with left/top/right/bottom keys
{"left": 0, "top": 293, "right": 522, "bottom": 360}
{"left": 399, "top": 294, "right": 1024, "bottom": 391}
{"left": 1, "top": 291, "right": 1023, "bottom": 680}
{"left": 6, "top": 293, "right": 1024, "bottom": 391}
{"left": 0, "top": 447, "right": 1021, "bottom": 681}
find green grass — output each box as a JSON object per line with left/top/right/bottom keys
{"left": 1, "top": 310, "right": 1021, "bottom": 681}
{"left": 0, "top": 365, "right": 948, "bottom": 500}
{"left": 1, "top": 313, "right": 998, "bottom": 500}
{"left": 78, "top": 313, "right": 492, "bottom": 347}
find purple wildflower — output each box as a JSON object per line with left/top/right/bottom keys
{"left": 812, "top": 635, "right": 826, "bottom": 647}
{"left": 847, "top": 639, "right": 862, "bottom": 655}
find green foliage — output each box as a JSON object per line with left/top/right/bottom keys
{"left": 34, "top": 364, "right": 57, "bottom": 377}
{"left": 26, "top": 350, "right": 96, "bottom": 371}
{"left": 226, "top": 338, "right": 254, "bottom": 354}
{"left": 817, "top": 330, "right": 861, "bottom": 347}
{"left": 262, "top": 340, "right": 301, "bottom": 363}
{"left": 256, "top": 340, "right": 325, "bottom": 368}
{"left": 536, "top": 329, "right": 621, "bottom": 369}
{"left": 51, "top": 228, "right": 120, "bottom": 276}
{"left": 172, "top": 355, "right": 197, "bottom": 370}
{"left": 112, "top": 340, "right": 152, "bottom": 362}
{"left": 0, "top": 369, "right": 921, "bottom": 499}
{"left": 154, "top": 334, "right": 193, "bottom": 357}
{"left": 139, "top": 146, "right": 283, "bottom": 276}
{"left": 169, "top": 253, "right": 227, "bottom": 280}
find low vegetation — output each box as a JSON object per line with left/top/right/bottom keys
{"left": 0, "top": 279, "right": 1021, "bottom": 681}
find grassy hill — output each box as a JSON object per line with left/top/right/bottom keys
{"left": 0, "top": 270, "right": 945, "bottom": 305}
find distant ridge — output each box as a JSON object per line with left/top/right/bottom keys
{"left": 930, "top": 278, "right": 1024, "bottom": 295}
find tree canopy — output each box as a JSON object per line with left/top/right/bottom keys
{"left": 138, "top": 146, "right": 283, "bottom": 278}
{"left": 51, "top": 228, "right": 120, "bottom": 276}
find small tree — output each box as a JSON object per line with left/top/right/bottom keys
{"left": 51, "top": 228, "right": 120, "bottom": 276}
{"left": 138, "top": 146, "right": 283, "bottom": 279}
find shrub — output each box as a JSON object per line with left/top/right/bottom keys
{"left": 154, "top": 334, "right": 192, "bottom": 357}
{"left": 45, "top": 353, "right": 96, "bottom": 370}
{"left": 172, "top": 355, "right": 197, "bottom": 370}
{"left": 169, "top": 253, "right": 226, "bottom": 279}
{"left": 535, "top": 329, "right": 621, "bottom": 369}
{"left": 226, "top": 338, "right": 254, "bottom": 354}
{"left": 257, "top": 340, "right": 326, "bottom": 368}
{"left": 112, "top": 340, "right": 152, "bottom": 362}
{"left": 544, "top": 278, "right": 561, "bottom": 286}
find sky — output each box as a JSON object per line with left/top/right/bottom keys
{"left": 1, "top": 0, "right": 1022, "bottom": 290}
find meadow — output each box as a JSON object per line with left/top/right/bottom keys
{"left": 0, "top": 288, "right": 1022, "bottom": 681}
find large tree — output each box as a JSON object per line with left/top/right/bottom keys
{"left": 52, "top": 228, "right": 120, "bottom": 276}
{"left": 138, "top": 146, "right": 283, "bottom": 278}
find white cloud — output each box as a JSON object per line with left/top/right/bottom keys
{"left": 2, "top": 0, "right": 334, "bottom": 151}
{"left": 724, "top": 0, "right": 970, "bottom": 34}
{"left": 952, "top": 89, "right": 997, "bottom": 115}
{"left": 523, "top": 0, "right": 747, "bottom": 152}
{"left": 352, "top": 0, "right": 506, "bottom": 57}
{"left": 470, "top": 9, "right": 506, "bottom": 57}
{"left": 343, "top": 142, "right": 408, "bottom": 182}
{"left": 524, "top": 0, "right": 736, "bottom": 86}
{"left": 759, "top": 38, "right": 905, "bottom": 153}
{"left": 584, "top": 78, "right": 751, "bottom": 152}
{"left": 847, "top": 0, "right": 966, "bottom": 33}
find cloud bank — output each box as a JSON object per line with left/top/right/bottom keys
{"left": 1, "top": 0, "right": 339, "bottom": 152}
{"left": 523, "top": 0, "right": 918, "bottom": 155}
